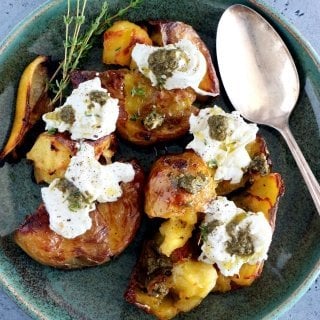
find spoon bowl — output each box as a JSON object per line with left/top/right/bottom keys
{"left": 217, "top": 4, "right": 320, "bottom": 214}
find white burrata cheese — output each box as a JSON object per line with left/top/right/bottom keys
{"left": 199, "top": 196, "right": 272, "bottom": 277}
{"left": 43, "top": 77, "right": 119, "bottom": 140}
{"left": 65, "top": 142, "right": 135, "bottom": 203}
{"left": 131, "top": 39, "right": 213, "bottom": 96}
{"left": 41, "top": 179, "right": 95, "bottom": 239}
{"left": 42, "top": 142, "right": 135, "bottom": 239}
{"left": 186, "top": 106, "right": 258, "bottom": 183}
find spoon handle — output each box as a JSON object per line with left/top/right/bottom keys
{"left": 279, "top": 124, "right": 320, "bottom": 215}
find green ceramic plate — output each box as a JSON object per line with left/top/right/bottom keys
{"left": 0, "top": 0, "right": 319, "bottom": 319}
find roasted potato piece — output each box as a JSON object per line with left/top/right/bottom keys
{"left": 14, "top": 160, "right": 144, "bottom": 268}
{"left": 26, "top": 132, "right": 116, "bottom": 184}
{"left": 0, "top": 55, "right": 51, "bottom": 159}
{"left": 231, "top": 173, "right": 284, "bottom": 228}
{"left": 213, "top": 262, "right": 264, "bottom": 293}
{"left": 26, "top": 132, "right": 76, "bottom": 184}
{"left": 144, "top": 151, "right": 217, "bottom": 219}
{"left": 125, "top": 239, "right": 217, "bottom": 320}
{"left": 117, "top": 71, "right": 198, "bottom": 145}
{"left": 103, "top": 20, "right": 152, "bottom": 66}
{"left": 70, "top": 69, "right": 198, "bottom": 146}
{"left": 171, "top": 260, "right": 217, "bottom": 312}
{"left": 149, "top": 20, "right": 219, "bottom": 97}
{"left": 230, "top": 262, "right": 264, "bottom": 287}
{"left": 212, "top": 172, "right": 284, "bottom": 292}
{"left": 159, "top": 211, "right": 197, "bottom": 257}
{"left": 216, "top": 135, "right": 271, "bottom": 196}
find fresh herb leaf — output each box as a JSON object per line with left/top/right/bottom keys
{"left": 200, "top": 224, "right": 209, "bottom": 242}
{"left": 130, "top": 113, "right": 140, "bottom": 121}
{"left": 131, "top": 87, "right": 145, "bottom": 96}
{"left": 49, "top": 0, "right": 143, "bottom": 107}
{"left": 47, "top": 128, "right": 57, "bottom": 135}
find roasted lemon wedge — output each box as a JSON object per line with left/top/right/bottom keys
{"left": 0, "top": 55, "right": 50, "bottom": 159}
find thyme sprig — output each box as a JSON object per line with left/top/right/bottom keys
{"left": 49, "top": 0, "right": 143, "bottom": 107}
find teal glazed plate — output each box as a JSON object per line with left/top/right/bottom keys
{"left": 0, "top": 0, "right": 319, "bottom": 319}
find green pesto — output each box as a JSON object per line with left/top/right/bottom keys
{"left": 148, "top": 48, "right": 188, "bottom": 84}
{"left": 226, "top": 219, "right": 254, "bottom": 257}
{"left": 248, "top": 154, "right": 270, "bottom": 175}
{"left": 207, "top": 114, "right": 229, "bottom": 141}
{"left": 89, "top": 90, "right": 109, "bottom": 106}
{"left": 176, "top": 173, "right": 208, "bottom": 194}
{"left": 59, "top": 105, "right": 75, "bottom": 124}
{"left": 55, "top": 178, "right": 89, "bottom": 212}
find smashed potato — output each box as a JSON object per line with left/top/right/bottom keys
{"left": 144, "top": 151, "right": 217, "bottom": 219}
{"left": 27, "top": 132, "right": 116, "bottom": 184}
{"left": 117, "top": 71, "right": 198, "bottom": 145}
{"left": 159, "top": 211, "right": 197, "bottom": 257}
{"left": 125, "top": 239, "right": 217, "bottom": 320}
{"left": 14, "top": 160, "right": 144, "bottom": 268}
{"left": 103, "top": 20, "right": 152, "bottom": 66}
{"left": 149, "top": 20, "right": 220, "bottom": 97}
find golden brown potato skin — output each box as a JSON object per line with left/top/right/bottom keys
{"left": 14, "top": 160, "right": 144, "bottom": 269}
{"left": 26, "top": 132, "right": 117, "bottom": 184}
{"left": 117, "top": 71, "right": 198, "bottom": 145}
{"left": 103, "top": 20, "right": 152, "bottom": 66}
{"left": 231, "top": 173, "right": 285, "bottom": 231}
{"left": 71, "top": 70, "right": 198, "bottom": 146}
{"left": 144, "top": 151, "right": 217, "bottom": 219}
{"left": 149, "top": 20, "right": 220, "bottom": 97}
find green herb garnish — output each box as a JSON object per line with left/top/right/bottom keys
{"left": 131, "top": 86, "right": 145, "bottom": 97}
{"left": 47, "top": 128, "right": 57, "bottom": 135}
{"left": 200, "top": 224, "right": 210, "bottom": 242}
{"left": 130, "top": 113, "right": 140, "bottom": 121}
{"left": 49, "top": 0, "right": 143, "bottom": 107}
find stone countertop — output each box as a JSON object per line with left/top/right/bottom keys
{"left": 0, "top": 0, "right": 319, "bottom": 319}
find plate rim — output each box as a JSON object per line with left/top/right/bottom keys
{"left": 0, "top": 0, "right": 319, "bottom": 319}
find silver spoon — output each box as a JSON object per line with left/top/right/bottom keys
{"left": 216, "top": 4, "right": 320, "bottom": 215}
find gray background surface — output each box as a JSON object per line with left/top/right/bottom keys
{"left": 0, "top": 0, "right": 319, "bottom": 319}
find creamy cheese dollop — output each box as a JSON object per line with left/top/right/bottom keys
{"left": 41, "top": 142, "right": 135, "bottom": 239}
{"left": 186, "top": 106, "right": 258, "bottom": 183}
{"left": 131, "top": 39, "right": 213, "bottom": 96}
{"left": 199, "top": 196, "right": 272, "bottom": 276}
{"left": 41, "top": 178, "right": 95, "bottom": 239}
{"left": 65, "top": 142, "right": 135, "bottom": 203}
{"left": 43, "top": 77, "right": 119, "bottom": 140}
